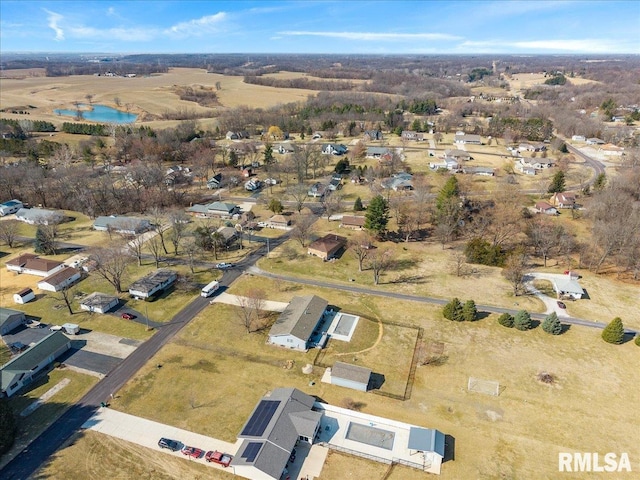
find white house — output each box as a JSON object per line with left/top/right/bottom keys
{"left": 13, "top": 288, "right": 35, "bottom": 305}
{"left": 128, "top": 269, "right": 177, "bottom": 299}
{"left": 268, "top": 295, "right": 328, "bottom": 351}
{"left": 553, "top": 277, "right": 585, "bottom": 300}
{"left": 454, "top": 133, "right": 481, "bottom": 145}
{"left": 93, "top": 215, "right": 151, "bottom": 235}
{"left": 571, "top": 135, "right": 586, "bottom": 142}
{"left": 329, "top": 362, "right": 371, "bottom": 392}
{"left": 0, "top": 332, "right": 71, "bottom": 397}
{"left": 5, "top": 253, "right": 66, "bottom": 277}
{"left": 15, "top": 208, "right": 63, "bottom": 225}
{"left": 0, "top": 307, "right": 27, "bottom": 335}
{"left": 586, "top": 137, "right": 605, "bottom": 145}
{"left": 37, "top": 267, "right": 81, "bottom": 292}
{"left": 0, "top": 199, "right": 23, "bottom": 216}
{"left": 80, "top": 292, "right": 119, "bottom": 314}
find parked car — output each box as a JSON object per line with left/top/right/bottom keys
{"left": 121, "top": 312, "right": 136, "bottom": 320}
{"left": 9, "top": 342, "right": 28, "bottom": 354}
{"left": 205, "top": 450, "right": 233, "bottom": 467}
{"left": 49, "top": 325, "right": 63, "bottom": 331}
{"left": 158, "top": 438, "right": 180, "bottom": 451}
{"left": 181, "top": 446, "right": 204, "bottom": 458}
{"left": 216, "top": 262, "right": 233, "bottom": 270}
{"left": 557, "top": 301, "right": 566, "bottom": 309}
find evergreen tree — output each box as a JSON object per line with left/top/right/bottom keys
{"left": 0, "top": 397, "right": 16, "bottom": 455}
{"left": 601, "top": 317, "right": 625, "bottom": 344}
{"left": 542, "top": 312, "right": 563, "bottom": 335}
{"left": 593, "top": 173, "right": 607, "bottom": 191}
{"left": 267, "top": 198, "right": 284, "bottom": 214}
{"left": 513, "top": 310, "right": 532, "bottom": 331}
{"left": 462, "top": 299, "right": 478, "bottom": 322}
{"left": 436, "top": 176, "right": 460, "bottom": 212}
{"left": 34, "top": 225, "right": 55, "bottom": 255}
{"left": 547, "top": 170, "right": 566, "bottom": 193}
{"left": 353, "top": 196, "right": 364, "bottom": 212}
{"left": 443, "top": 298, "right": 464, "bottom": 321}
{"left": 498, "top": 313, "right": 514, "bottom": 328}
{"left": 228, "top": 150, "right": 238, "bottom": 167}
{"left": 364, "top": 195, "right": 389, "bottom": 238}
{"left": 263, "top": 143, "right": 274, "bottom": 165}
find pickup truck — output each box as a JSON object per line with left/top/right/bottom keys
{"left": 205, "top": 450, "right": 232, "bottom": 467}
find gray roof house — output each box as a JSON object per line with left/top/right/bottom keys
{"left": 454, "top": 133, "right": 482, "bottom": 145}
{"left": 1, "top": 331, "right": 71, "bottom": 397}
{"left": 553, "top": 277, "right": 585, "bottom": 300}
{"left": 93, "top": 215, "right": 151, "bottom": 235}
{"left": 0, "top": 307, "right": 27, "bottom": 335}
{"left": 366, "top": 146, "right": 391, "bottom": 159}
{"left": 128, "top": 269, "right": 177, "bottom": 300}
{"left": 15, "top": 208, "right": 64, "bottom": 225}
{"left": 80, "top": 292, "right": 119, "bottom": 314}
{"left": 37, "top": 267, "right": 81, "bottom": 292}
{"left": 231, "top": 388, "right": 323, "bottom": 480}
{"left": 268, "top": 295, "right": 329, "bottom": 351}
{"left": 321, "top": 144, "right": 348, "bottom": 156}
{"left": 187, "top": 201, "right": 240, "bottom": 218}
{"left": 330, "top": 361, "right": 371, "bottom": 392}
{"left": 0, "top": 199, "right": 24, "bottom": 216}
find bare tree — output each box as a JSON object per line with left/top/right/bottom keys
{"left": 56, "top": 285, "right": 75, "bottom": 315}
{"left": 451, "top": 250, "right": 467, "bottom": 277}
{"left": 182, "top": 237, "right": 199, "bottom": 274}
{"left": 89, "top": 245, "right": 132, "bottom": 293}
{"left": 287, "top": 184, "right": 309, "bottom": 213}
{"left": 502, "top": 248, "right": 529, "bottom": 296}
{"left": 147, "top": 235, "right": 163, "bottom": 268}
{"left": 291, "top": 214, "right": 316, "bottom": 247}
{"left": 123, "top": 232, "right": 146, "bottom": 266}
{"left": 526, "top": 218, "right": 564, "bottom": 268}
{"left": 149, "top": 207, "right": 169, "bottom": 254}
{"left": 321, "top": 192, "right": 343, "bottom": 222}
{"left": 0, "top": 219, "right": 20, "bottom": 248}
{"left": 168, "top": 209, "right": 190, "bottom": 255}
{"left": 236, "top": 289, "right": 266, "bottom": 333}
{"left": 348, "top": 233, "right": 373, "bottom": 272}
{"left": 366, "top": 248, "right": 393, "bottom": 285}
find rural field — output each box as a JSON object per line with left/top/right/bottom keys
{"left": 38, "top": 270, "right": 640, "bottom": 479}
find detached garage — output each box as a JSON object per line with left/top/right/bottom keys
{"left": 330, "top": 361, "right": 371, "bottom": 392}
{"left": 0, "top": 307, "right": 27, "bottom": 335}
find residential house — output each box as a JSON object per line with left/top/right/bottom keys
{"left": 0, "top": 199, "right": 23, "bottom": 216}
{"left": 454, "top": 133, "right": 482, "bottom": 145}
{"left": 329, "top": 362, "right": 371, "bottom": 392}
{"left": 401, "top": 131, "right": 424, "bottom": 141}
{"left": 553, "top": 277, "right": 584, "bottom": 300}
{"left": 518, "top": 143, "right": 547, "bottom": 152}
{"left": 463, "top": 166, "right": 495, "bottom": 176}
{"left": 128, "top": 269, "right": 177, "bottom": 300}
{"left": 15, "top": 208, "right": 63, "bottom": 225}
{"left": 308, "top": 234, "right": 347, "bottom": 260}
{"left": 187, "top": 201, "right": 240, "bottom": 219}
{"left": 231, "top": 388, "right": 322, "bottom": 480}
{"left": 550, "top": 192, "right": 576, "bottom": 209}
{"left": 430, "top": 159, "right": 460, "bottom": 172}
{"left": 327, "top": 177, "right": 342, "bottom": 191}
{"left": 535, "top": 201, "right": 558, "bottom": 215}
{"left": 363, "top": 130, "right": 383, "bottom": 141}
{"left": 307, "top": 183, "right": 327, "bottom": 198}
{"left": 245, "top": 179, "right": 263, "bottom": 191}
{"left": 586, "top": 137, "right": 605, "bottom": 145}
{"left": 242, "top": 167, "right": 253, "bottom": 178}
{"left": 268, "top": 295, "right": 329, "bottom": 351}
{"left": 13, "top": 288, "right": 35, "bottom": 305}
{"left": 366, "top": 146, "right": 391, "bottom": 159}
{"left": 519, "top": 157, "right": 553, "bottom": 170}
{"left": 321, "top": 144, "right": 348, "bottom": 156}
{"left": 0, "top": 331, "right": 71, "bottom": 397}
{"left": 515, "top": 163, "right": 536, "bottom": 176}
{"left": 37, "top": 267, "right": 81, "bottom": 292}
{"left": 225, "top": 131, "right": 239, "bottom": 140}
{"left": 276, "top": 143, "right": 296, "bottom": 155}
{"left": 206, "top": 173, "right": 223, "bottom": 189}
{"left": 444, "top": 149, "right": 472, "bottom": 161}
{"left": 599, "top": 144, "right": 624, "bottom": 156}
{"left": 5, "top": 254, "right": 66, "bottom": 277}
{"left": 266, "top": 214, "right": 291, "bottom": 229}
{"left": 339, "top": 215, "right": 365, "bottom": 230}
{"left": 381, "top": 172, "right": 414, "bottom": 191}
{"left": 216, "top": 226, "right": 239, "bottom": 247}
{"left": 93, "top": 215, "right": 151, "bottom": 235}
{"left": 571, "top": 135, "right": 586, "bottom": 142}
{"left": 0, "top": 307, "right": 26, "bottom": 335}
{"left": 80, "top": 292, "right": 119, "bottom": 314}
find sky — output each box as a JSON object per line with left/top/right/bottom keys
{"left": 0, "top": 0, "right": 639, "bottom": 55}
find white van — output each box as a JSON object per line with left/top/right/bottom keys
{"left": 201, "top": 280, "right": 220, "bottom": 298}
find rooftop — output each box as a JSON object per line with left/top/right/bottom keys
{"left": 269, "top": 295, "right": 328, "bottom": 340}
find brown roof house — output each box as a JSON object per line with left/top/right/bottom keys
{"left": 37, "top": 267, "right": 82, "bottom": 292}
{"left": 535, "top": 201, "right": 558, "bottom": 215}
{"left": 550, "top": 192, "right": 576, "bottom": 209}
{"left": 339, "top": 215, "right": 366, "bottom": 230}
{"left": 5, "top": 254, "right": 66, "bottom": 277}
{"left": 266, "top": 214, "right": 291, "bottom": 229}
{"left": 308, "top": 234, "right": 347, "bottom": 260}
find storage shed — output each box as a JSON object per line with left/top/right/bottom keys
{"left": 330, "top": 361, "right": 371, "bottom": 392}
{"left": 0, "top": 307, "right": 27, "bottom": 335}
{"left": 13, "top": 288, "right": 35, "bottom": 305}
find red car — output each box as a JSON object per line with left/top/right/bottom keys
{"left": 557, "top": 301, "right": 566, "bottom": 309}
{"left": 205, "top": 450, "right": 232, "bottom": 466}
{"left": 121, "top": 313, "right": 136, "bottom": 320}
{"left": 181, "top": 446, "right": 204, "bottom": 459}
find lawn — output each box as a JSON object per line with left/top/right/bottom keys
{"left": 0, "top": 367, "right": 98, "bottom": 471}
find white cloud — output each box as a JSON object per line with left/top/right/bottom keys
{"left": 459, "top": 38, "right": 635, "bottom": 53}
{"left": 279, "top": 31, "right": 462, "bottom": 41}
{"left": 69, "top": 26, "right": 157, "bottom": 42}
{"left": 44, "top": 9, "right": 64, "bottom": 41}
{"left": 166, "top": 12, "right": 227, "bottom": 37}
{"left": 107, "top": 7, "right": 116, "bottom": 16}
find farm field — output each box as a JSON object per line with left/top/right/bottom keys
{"left": 55, "top": 270, "right": 640, "bottom": 480}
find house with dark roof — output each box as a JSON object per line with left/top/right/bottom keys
{"left": 1, "top": 331, "right": 71, "bottom": 397}
{"left": 37, "top": 267, "right": 81, "bottom": 292}
{"left": 321, "top": 144, "right": 348, "bottom": 156}
{"left": 231, "top": 387, "right": 323, "bottom": 480}
{"left": 0, "top": 199, "right": 23, "bottom": 216}
{"left": 366, "top": 146, "right": 391, "bottom": 159}
{"left": 308, "top": 234, "right": 347, "bottom": 260}
{"left": 0, "top": 307, "right": 27, "bottom": 335}
{"left": 5, "top": 253, "right": 66, "bottom": 277}
{"left": 93, "top": 215, "right": 151, "bottom": 235}
{"left": 330, "top": 362, "right": 371, "bottom": 392}
{"left": 128, "top": 269, "right": 177, "bottom": 300}
{"left": 268, "top": 295, "right": 329, "bottom": 351}
{"left": 187, "top": 201, "right": 240, "bottom": 218}
{"left": 276, "top": 143, "right": 296, "bottom": 155}
{"left": 80, "top": 292, "right": 119, "bottom": 314}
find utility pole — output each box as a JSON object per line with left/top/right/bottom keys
{"left": 145, "top": 304, "right": 150, "bottom": 330}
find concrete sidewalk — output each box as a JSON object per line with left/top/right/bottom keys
{"left": 83, "top": 408, "right": 239, "bottom": 471}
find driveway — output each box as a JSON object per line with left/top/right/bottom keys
{"left": 523, "top": 272, "right": 571, "bottom": 318}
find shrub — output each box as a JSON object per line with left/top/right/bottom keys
{"left": 542, "top": 312, "right": 563, "bottom": 335}
{"left": 353, "top": 196, "right": 364, "bottom": 212}
{"left": 498, "top": 313, "right": 514, "bottom": 328}
{"left": 635, "top": 335, "right": 640, "bottom": 347}
{"left": 464, "top": 237, "right": 506, "bottom": 266}
{"left": 601, "top": 317, "right": 625, "bottom": 344}
{"left": 443, "top": 298, "right": 464, "bottom": 321}
{"left": 462, "top": 299, "right": 478, "bottom": 322}
{"left": 513, "top": 310, "right": 532, "bottom": 331}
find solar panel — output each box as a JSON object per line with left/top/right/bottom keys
{"left": 240, "top": 400, "right": 279, "bottom": 437}
{"left": 241, "top": 442, "right": 263, "bottom": 462}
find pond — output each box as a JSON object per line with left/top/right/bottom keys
{"left": 54, "top": 104, "right": 137, "bottom": 124}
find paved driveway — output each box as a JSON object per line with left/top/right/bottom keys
{"left": 524, "top": 272, "right": 571, "bottom": 318}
